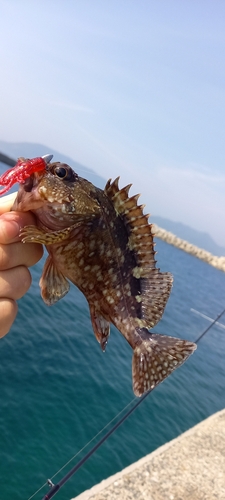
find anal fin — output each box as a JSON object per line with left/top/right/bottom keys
{"left": 40, "top": 255, "right": 70, "bottom": 305}
{"left": 89, "top": 305, "right": 110, "bottom": 352}
{"left": 132, "top": 329, "right": 196, "bottom": 396}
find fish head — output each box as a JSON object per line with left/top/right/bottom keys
{"left": 12, "top": 161, "right": 101, "bottom": 230}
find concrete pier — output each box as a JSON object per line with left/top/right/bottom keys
{"left": 73, "top": 408, "right": 225, "bottom": 500}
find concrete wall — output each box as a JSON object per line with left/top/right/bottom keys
{"left": 73, "top": 409, "right": 225, "bottom": 500}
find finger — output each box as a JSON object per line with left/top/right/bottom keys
{"left": 0, "top": 211, "right": 39, "bottom": 244}
{"left": 0, "top": 192, "right": 17, "bottom": 215}
{"left": 0, "top": 241, "right": 43, "bottom": 270}
{"left": 0, "top": 299, "right": 18, "bottom": 338}
{"left": 0, "top": 266, "right": 32, "bottom": 300}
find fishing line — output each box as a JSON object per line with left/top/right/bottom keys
{"left": 27, "top": 306, "right": 225, "bottom": 500}
{"left": 191, "top": 308, "right": 225, "bottom": 330}
{"left": 194, "top": 306, "right": 225, "bottom": 344}
{"left": 27, "top": 397, "right": 137, "bottom": 500}
{"left": 48, "top": 397, "right": 137, "bottom": 480}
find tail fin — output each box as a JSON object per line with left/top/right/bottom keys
{"left": 132, "top": 329, "right": 196, "bottom": 397}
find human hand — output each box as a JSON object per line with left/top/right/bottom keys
{"left": 0, "top": 192, "right": 43, "bottom": 337}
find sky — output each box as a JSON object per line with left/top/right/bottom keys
{"left": 0, "top": 0, "right": 225, "bottom": 246}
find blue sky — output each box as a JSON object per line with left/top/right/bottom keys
{"left": 0, "top": 1, "right": 225, "bottom": 246}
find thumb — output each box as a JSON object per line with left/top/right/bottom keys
{"left": 0, "top": 192, "right": 17, "bottom": 215}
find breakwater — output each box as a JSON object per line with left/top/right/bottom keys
{"left": 152, "top": 224, "right": 225, "bottom": 272}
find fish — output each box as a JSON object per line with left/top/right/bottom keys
{"left": 1, "top": 155, "right": 196, "bottom": 396}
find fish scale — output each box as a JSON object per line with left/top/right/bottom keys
{"left": 0, "top": 155, "right": 197, "bottom": 396}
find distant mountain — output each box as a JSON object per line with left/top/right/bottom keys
{"left": 0, "top": 140, "right": 106, "bottom": 189}
{"left": 1, "top": 140, "right": 224, "bottom": 256}
{"left": 151, "top": 215, "right": 225, "bottom": 257}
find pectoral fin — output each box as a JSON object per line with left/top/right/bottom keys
{"left": 89, "top": 305, "right": 110, "bottom": 351}
{"left": 20, "top": 214, "right": 97, "bottom": 245}
{"left": 20, "top": 224, "right": 80, "bottom": 245}
{"left": 40, "top": 255, "right": 70, "bottom": 305}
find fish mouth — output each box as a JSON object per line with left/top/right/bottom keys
{"left": 23, "top": 174, "right": 36, "bottom": 192}
{"left": 16, "top": 154, "right": 53, "bottom": 196}
{"left": 11, "top": 172, "right": 47, "bottom": 212}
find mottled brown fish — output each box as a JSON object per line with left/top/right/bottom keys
{"left": 10, "top": 156, "right": 196, "bottom": 396}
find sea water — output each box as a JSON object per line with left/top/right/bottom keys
{"left": 0, "top": 240, "right": 225, "bottom": 500}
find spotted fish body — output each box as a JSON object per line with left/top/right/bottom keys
{"left": 11, "top": 158, "right": 196, "bottom": 396}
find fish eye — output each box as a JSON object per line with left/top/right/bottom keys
{"left": 50, "top": 162, "right": 78, "bottom": 182}
{"left": 54, "top": 167, "right": 68, "bottom": 179}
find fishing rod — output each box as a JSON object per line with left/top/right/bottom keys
{"left": 37, "top": 306, "right": 225, "bottom": 500}
{"left": 41, "top": 392, "right": 149, "bottom": 500}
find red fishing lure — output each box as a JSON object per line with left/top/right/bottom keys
{"left": 0, "top": 156, "right": 49, "bottom": 195}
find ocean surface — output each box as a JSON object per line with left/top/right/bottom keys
{"left": 0, "top": 239, "right": 225, "bottom": 500}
